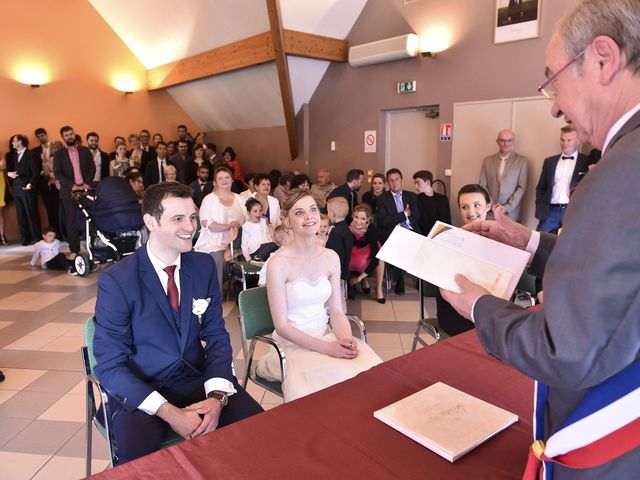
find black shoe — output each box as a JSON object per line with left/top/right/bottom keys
{"left": 347, "top": 285, "right": 356, "bottom": 300}
{"left": 394, "top": 278, "right": 405, "bottom": 295}
{"left": 0, "top": 370, "right": 4, "bottom": 383}
{"left": 376, "top": 297, "right": 386, "bottom": 304}
{"left": 362, "top": 286, "right": 371, "bottom": 294}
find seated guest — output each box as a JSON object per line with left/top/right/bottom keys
{"left": 310, "top": 169, "right": 336, "bottom": 210}
{"left": 375, "top": 168, "right": 421, "bottom": 295}
{"left": 291, "top": 174, "right": 311, "bottom": 190}
{"left": 256, "top": 190, "right": 381, "bottom": 401}
{"left": 189, "top": 164, "right": 211, "bottom": 208}
{"left": 435, "top": 184, "right": 491, "bottom": 336}
{"left": 361, "top": 173, "right": 385, "bottom": 216}
{"left": 94, "top": 182, "right": 263, "bottom": 465}
{"left": 251, "top": 173, "right": 281, "bottom": 227}
{"left": 273, "top": 171, "right": 293, "bottom": 205}
{"left": 413, "top": 170, "right": 451, "bottom": 235}
{"left": 327, "top": 168, "right": 364, "bottom": 223}
{"left": 325, "top": 196, "right": 353, "bottom": 306}
{"left": 316, "top": 213, "right": 330, "bottom": 246}
{"left": 164, "top": 164, "right": 178, "bottom": 182}
{"left": 241, "top": 198, "right": 277, "bottom": 261}
{"left": 31, "top": 227, "right": 75, "bottom": 273}
{"left": 258, "top": 224, "right": 294, "bottom": 286}
{"left": 195, "top": 167, "right": 245, "bottom": 293}
{"left": 348, "top": 204, "right": 385, "bottom": 304}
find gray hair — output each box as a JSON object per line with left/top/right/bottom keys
{"left": 560, "top": 0, "right": 640, "bottom": 73}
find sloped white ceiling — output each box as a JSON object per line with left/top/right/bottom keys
{"left": 89, "top": 0, "right": 367, "bottom": 131}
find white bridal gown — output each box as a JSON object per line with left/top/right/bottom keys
{"left": 256, "top": 274, "right": 382, "bottom": 402}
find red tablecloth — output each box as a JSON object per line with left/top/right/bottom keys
{"left": 90, "top": 331, "right": 533, "bottom": 479}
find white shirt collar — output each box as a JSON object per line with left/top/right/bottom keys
{"left": 602, "top": 102, "right": 640, "bottom": 154}
{"left": 146, "top": 241, "right": 181, "bottom": 278}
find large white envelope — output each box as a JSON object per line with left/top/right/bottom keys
{"left": 376, "top": 222, "right": 531, "bottom": 300}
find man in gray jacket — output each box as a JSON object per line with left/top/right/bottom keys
{"left": 443, "top": 0, "right": 640, "bottom": 478}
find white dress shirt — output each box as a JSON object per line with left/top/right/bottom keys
{"left": 550, "top": 151, "right": 577, "bottom": 204}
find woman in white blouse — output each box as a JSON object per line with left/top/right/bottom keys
{"left": 195, "top": 166, "right": 245, "bottom": 293}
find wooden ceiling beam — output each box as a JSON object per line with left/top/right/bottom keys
{"left": 147, "top": 32, "right": 275, "bottom": 91}
{"left": 146, "top": 31, "right": 347, "bottom": 91}
{"left": 284, "top": 29, "right": 348, "bottom": 62}
{"left": 267, "top": 0, "right": 298, "bottom": 160}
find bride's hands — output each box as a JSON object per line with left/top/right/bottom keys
{"left": 324, "top": 338, "right": 359, "bottom": 359}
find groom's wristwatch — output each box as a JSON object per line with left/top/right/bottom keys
{"left": 207, "top": 390, "right": 229, "bottom": 407}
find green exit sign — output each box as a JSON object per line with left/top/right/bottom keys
{"left": 397, "top": 80, "right": 417, "bottom": 93}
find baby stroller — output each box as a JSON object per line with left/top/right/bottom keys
{"left": 72, "top": 176, "right": 145, "bottom": 276}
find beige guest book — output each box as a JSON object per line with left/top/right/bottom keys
{"left": 374, "top": 382, "right": 518, "bottom": 462}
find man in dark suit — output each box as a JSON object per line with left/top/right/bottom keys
{"left": 32, "top": 128, "right": 60, "bottom": 236}
{"left": 7, "top": 134, "right": 41, "bottom": 245}
{"left": 375, "top": 168, "right": 421, "bottom": 294}
{"left": 139, "top": 129, "right": 157, "bottom": 174}
{"left": 170, "top": 140, "right": 190, "bottom": 184}
{"left": 53, "top": 125, "right": 95, "bottom": 255}
{"left": 86, "top": 132, "right": 110, "bottom": 183}
{"left": 94, "top": 182, "right": 262, "bottom": 464}
{"left": 326, "top": 168, "right": 364, "bottom": 223}
{"left": 442, "top": 1, "right": 640, "bottom": 477}
{"left": 412, "top": 169, "right": 450, "bottom": 235}
{"left": 535, "top": 125, "right": 589, "bottom": 232}
{"left": 144, "top": 142, "right": 175, "bottom": 188}
{"left": 189, "top": 163, "right": 211, "bottom": 208}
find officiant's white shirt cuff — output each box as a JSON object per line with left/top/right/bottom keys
{"left": 138, "top": 391, "right": 168, "bottom": 415}
{"left": 204, "top": 378, "right": 237, "bottom": 396}
{"left": 525, "top": 231, "right": 540, "bottom": 266}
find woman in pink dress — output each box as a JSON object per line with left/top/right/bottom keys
{"left": 348, "top": 204, "right": 385, "bottom": 303}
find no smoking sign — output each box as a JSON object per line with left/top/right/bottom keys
{"left": 364, "top": 130, "right": 377, "bottom": 153}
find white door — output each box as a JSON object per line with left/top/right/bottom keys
{"left": 385, "top": 108, "right": 440, "bottom": 185}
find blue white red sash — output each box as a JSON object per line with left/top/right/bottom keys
{"left": 523, "top": 360, "right": 640, "bottom": 479}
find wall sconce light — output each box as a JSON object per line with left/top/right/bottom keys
{"left": 420, "top": 29, "right": 451, "bottom": 58}
{"left": 14, "top": 64, "right": 50, "bottom": 87}
{"left": 112, "top": 74, "right": 140, "bottom": 94}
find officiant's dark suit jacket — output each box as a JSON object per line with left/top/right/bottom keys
{"left": 473, "top": 110, "right": 640, "bottom": 479}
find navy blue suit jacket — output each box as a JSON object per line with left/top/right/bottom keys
{"left": 93, "top": 246, "right": 232, "bottom": 412}
{"left": 375, "top": 190, "right": 421, "bottom": 242}
{"left": 535, "top": 153, "right": 589, "bottom": 221}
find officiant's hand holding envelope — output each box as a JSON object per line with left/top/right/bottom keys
{"left": 376, "top": 221, "right": 531, "bottom": 301}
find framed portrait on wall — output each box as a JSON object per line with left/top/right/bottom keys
{"left": 494, "top": 0, "right": 542, "bottom": 44}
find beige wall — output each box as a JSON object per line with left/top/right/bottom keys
{"left": 306, "top": 0, "right": 579, "bottom": 188}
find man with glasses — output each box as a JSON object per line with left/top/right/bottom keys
{"left": 479, "top": 129, "right": 529, "bottom": 222}
{"left": 443, "top": 1, "right": 640, "bottom": 478}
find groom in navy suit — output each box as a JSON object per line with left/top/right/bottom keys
{"left": 94, "top": 182, "right": 262, "bottom": 464}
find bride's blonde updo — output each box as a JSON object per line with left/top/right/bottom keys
{"left": 280, "top": 188, "right": 316, "bottom": 223}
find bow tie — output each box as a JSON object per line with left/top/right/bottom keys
{"left": 561, "top": 155, "right": 573, "bottom": 160}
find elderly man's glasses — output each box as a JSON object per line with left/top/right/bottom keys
{"left": 538, "top": 49, "right": 586, "bottom": 100}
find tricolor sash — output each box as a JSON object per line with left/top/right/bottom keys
{"left": 523, "top": 361, "right": 640, "bottom": 479}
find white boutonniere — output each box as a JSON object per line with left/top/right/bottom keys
{"left": 192, "top": 298, "right": 211, "bottom": 325}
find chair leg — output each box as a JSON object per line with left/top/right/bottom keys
{"left": 86, "top": 383, "right": 93, "bottom": 477}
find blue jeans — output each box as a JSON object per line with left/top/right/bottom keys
{"left": 538, "top": 205, "right": 566, "bottom": 233}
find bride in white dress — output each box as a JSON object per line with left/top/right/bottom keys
{"left": 256, "top": 189, "right": 382, "bottom": 402}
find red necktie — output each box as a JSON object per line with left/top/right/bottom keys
{"left": 163, "top": 265, "right": 179, "bottom": 312}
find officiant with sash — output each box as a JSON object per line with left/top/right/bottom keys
{"left": 442, "top": 1, "right": 640, "bottom": 478}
